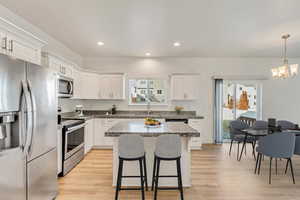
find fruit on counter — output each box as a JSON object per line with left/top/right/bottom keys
{"left": 145, "top": 118, "right": 161, "bottom": 126}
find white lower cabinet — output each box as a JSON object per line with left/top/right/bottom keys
{"left": 84, "top": 119, "right": 94, "bottom": 154}
{"left": 188, "top": 119, "right": 202, "bottom": 150}
{"left": 93, "top": 118, "right": 122, "bottom": 148}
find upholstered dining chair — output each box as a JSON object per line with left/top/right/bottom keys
{"left": 277, "top": 120, "right": 296, "bottom": 130}
{"left": 229, "top": 120, "right": 255, "bottom": 160}
{"left": 255, "top": 132, "right": 296, "bottom": 184}
{"left": 251, "top": 120, "right": 268, "bottom": 130}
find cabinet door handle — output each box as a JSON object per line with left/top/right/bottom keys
{"left": 2, "top": 37, "right": 7, "bottom": 50}
{"left": 8, "top": 40, "right": 13, "bottom": 52}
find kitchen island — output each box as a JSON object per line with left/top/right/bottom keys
{"left": 105, "top": 121, "right": 200, "bottom": 187}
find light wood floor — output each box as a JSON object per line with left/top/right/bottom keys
{"left": 56, "top": 144, "right": 300, "bottom": 200}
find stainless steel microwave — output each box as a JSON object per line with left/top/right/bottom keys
{"left": 58, "top": 75, "right": 73, "bottom": 98}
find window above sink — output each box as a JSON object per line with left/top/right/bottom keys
{"left": 128, "top": 79, "right": 167, "bottom": 105}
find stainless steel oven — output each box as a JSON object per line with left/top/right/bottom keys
{"left": 61, "top": 120, "right": 85, "bottom": 176}
{"left": 58, "top": 75, "right": 73, "bottom": 98}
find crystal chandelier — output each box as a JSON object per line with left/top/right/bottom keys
{"left": 271, "top": 34, "right": 298, "bottom": 79}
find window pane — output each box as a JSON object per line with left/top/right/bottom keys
{"left": 129, "top": 79, "right": 166, "bottom": 105}
{"left": 129, "top": 79, "right": 148, "bottom": 104}
{"left": 148, "top": 79, "right": 166, "bottom": 104}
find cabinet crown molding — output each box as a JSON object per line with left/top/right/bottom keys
{"left": 0, "top": 17, "right": 47, "bottom": 47}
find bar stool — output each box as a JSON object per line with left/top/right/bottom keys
{"left": 151, "top": 134, "right": 184, "bottom": 200}
{"left": 115, "top": 134, "right": 148, "bottom": 200}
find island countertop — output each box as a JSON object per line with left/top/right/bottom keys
{"left": 105, "top": 121, "right": 200, "bottom": 137}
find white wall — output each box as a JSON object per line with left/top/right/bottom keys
{"left": 263, "top": 69, "right": 300, "bottom": 125}
{"left": 60, "top": 57, "right": 300, "bottom": 143}
{"left": 0, "top": 4, "right": 82, "bottom": 65}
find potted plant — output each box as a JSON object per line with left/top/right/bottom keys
{"left": 174, "top": 106, "right": 184, "bottom": 114}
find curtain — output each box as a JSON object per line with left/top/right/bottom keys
{"left": 213, "top": 79, "right": 223, "bottom": 144}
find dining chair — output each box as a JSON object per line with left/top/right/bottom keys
{"left": 255, "top": 132, "right": 296, "bottom": 184}
{"left": 294, "top": 136, "right": 300, "bottom": 155}
{"left": 249, "top": 121, "right": 269, "bottom": 158}
{"left": 229, "top": 120, "right": 254, "bottom": 160}
{"left": 285, "top": 136, "right": 300, "bottom": 174}
{"left": 251, "top": 120, "right": 268, "bottom": 130}
{"left": 277, "top": 120, "right": 296, "bottom": 130}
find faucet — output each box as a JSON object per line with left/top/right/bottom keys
{"left": 147, "top": 101, "right": 152, "bottom": 115}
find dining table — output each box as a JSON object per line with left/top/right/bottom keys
{"left": 238, "top": 128, "right": 300, "bottom": 161}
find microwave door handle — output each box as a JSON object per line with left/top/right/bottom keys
{"left": 69, "top": 81, "right": 73, "bottom": 95}
{"left": 27, "top": 80, "right": 36, "bottom": 156}
{"left": 21, "top": 81, "right": 33, "bottom": 156}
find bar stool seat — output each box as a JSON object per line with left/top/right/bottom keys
{"left": 115, "top": 134, "right": 148, "bottom": 200}
{"left": 152, "top": 134, "right": 184, "bottom": 200}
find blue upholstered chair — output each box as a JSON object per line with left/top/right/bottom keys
{"left": 251, "top": 120, "right": 268, "bottom": 130}
{"left": 255, "top": 132, "right": 296, "bottom": 184}
{"left": 229, "top": 120, "right": 256, "bottom": 160}
{"left": 277, "top": 120, "right": 296, "bottom": 130}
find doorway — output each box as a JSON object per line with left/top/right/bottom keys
{"left": 214, "top": 80, "right": 262, "bottom": 143}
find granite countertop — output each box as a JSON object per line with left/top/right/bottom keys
{"left": 61, "top": 110, "right": 204, "bottom": 121}
{"left": 105, "top": 121, "right": 200, "bottom": 137}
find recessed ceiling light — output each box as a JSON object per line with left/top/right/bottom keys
{"left": 173, "top": 42, "right": 181, "bottom": 47}
{"left": 97, "top": 41, "right": 104, "bottom": 46}
{"left": 145, "top": 52, "right": 151, "bottom": 56}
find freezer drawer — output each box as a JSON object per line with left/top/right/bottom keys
{"left": 27, "top": 148, "right": 58, "bottom": 200}
{"left": 0, "top": 147, "right": 26, "bottom": 200}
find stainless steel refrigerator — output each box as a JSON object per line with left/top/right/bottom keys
{"left": 0, "top": 54, "right": 58, "bottom": 200}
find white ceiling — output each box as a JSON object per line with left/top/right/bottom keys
{"left": 1, "top": 0, "right": 300, "bottom": 58}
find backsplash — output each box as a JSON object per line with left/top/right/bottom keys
{"left": 58, "top": 98, "right": 202, "bottom": 114}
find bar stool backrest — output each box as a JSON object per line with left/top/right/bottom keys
{"left": 155, "top": 134, "right": 181, "bottom": 159}
{"left": 118, "top": 134, "right": 144, "bottom": 159}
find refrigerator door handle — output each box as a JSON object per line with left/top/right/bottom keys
{"left": 21, "top": 80, "right": 33, "bottom": 156}
{"left": 27, "top": 80, "right": 36, "bottom": 156}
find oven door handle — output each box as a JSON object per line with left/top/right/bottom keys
{"left": 66, "top": 123, "right": 86, "bottom": 133}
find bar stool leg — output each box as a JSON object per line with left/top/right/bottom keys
{"left": 115, "top": 159, "right": 123, "bottom": 200}
{"left": 143, "top": 155, "right": 148, "bottom": 191}
{"left": 154, "top": 158, "right": 161, "bottom": 200}
{"left": 151, "top": 156, "right": 157, "bottom": 191}
{"left": 139, "top": 159, "right": 145, "bottom": 200}
{"left": 176, "top": 158, "right": 184, "bottom": 200}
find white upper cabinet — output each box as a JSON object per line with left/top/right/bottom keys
{"left": 99, "top": 74, "right": 125, "bottom": 100}
{"left": 0, "top": 18, "right": 46, "bottom": 65}
{"left": 42, "top": 53, "right": 74, "bottom": 77}
{"left": 0, "top": 30, "right": 6, "bottom": 55}
{"left": 80, "top": 72, "right": 101, "bottom": 99}
{"left": 171, "top": 75, "right": 200, "bottom": 100}
{"left": 70, "top": 71, "right": 125, "bottom": 100}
